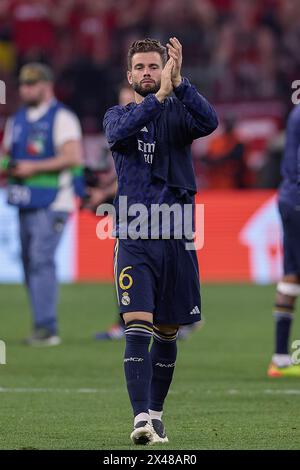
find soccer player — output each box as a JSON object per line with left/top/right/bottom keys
{"left": 103, "top": 37, "right": 218, "bottom": 444}
{"left": 268, "top": 105, "right": 300, "bottom": 377}
{"left": 0, "top": 63, "right": 83, "bottom": 346}
{"left": 95, "top": 83, "right": 201, "bottom": 342}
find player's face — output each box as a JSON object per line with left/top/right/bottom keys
{"left": 127, "top": 52, "right": 163, "bottom": 97}
{"left": 19, "top": 81, "right": 49, "bottom": 107}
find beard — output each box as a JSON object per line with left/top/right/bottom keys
{"left": 132, "top": 80, "right": 160, "bottom": 97}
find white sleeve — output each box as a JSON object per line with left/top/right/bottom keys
{"left": 2, "top": 117, "right": 14, "bottom": 153}
{"left": 53, "top": 108, "right": 82, "bottom": 151}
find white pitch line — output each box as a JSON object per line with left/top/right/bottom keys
{"left": 227, "top": 389, "right": 300, "bottom": 396}
{"left": 0, "top": 387, "right": 299, "bottom": 395}
{"left": 263, "top": 389, "right": 300, "bottom": 395}
{"left": 0, "top": 387, "right": 108, "bottom": 393}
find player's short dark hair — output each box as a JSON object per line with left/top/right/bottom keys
{"left": 127, "top": 38, "right": 167, "bottom": 70}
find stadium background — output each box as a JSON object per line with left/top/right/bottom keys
{"left": 0, "top": 0, "right": 296, "bottom": 284}
{"left": 1, "top": 0, "right": 300, "bottom": 451}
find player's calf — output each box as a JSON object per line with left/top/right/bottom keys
{"left": 149, "top": 324, "right": 179, "bottom": 443}
{"left": 268, "top": 278, "right": 300, "bottom": 376}
{"left": 123, "top": 313, "right": 154, "bottom": 444}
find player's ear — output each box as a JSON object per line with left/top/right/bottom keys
{"left": 127, "top": 70, "right": 133, "bottom": 85}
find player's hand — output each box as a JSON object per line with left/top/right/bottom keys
{"left": 166, "top": 37, "right": 182, "bottom": 88}
{"left": 11, "top": 161, "right": 38, "bottom": 178}
{"left": 155, "top": 58, "right": 174, "bottom": 102}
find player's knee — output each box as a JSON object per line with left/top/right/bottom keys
{"left": 276, "top": 277, "right": 300, "bottom": 308}
{"left": 153, "top": 324, "right": 179, "bottom": 335}
{"left": 123, "top": 311, "right": 153, "bottom": 325}
{"left": 277, "top": 278, "right": 300, "bottom": 303}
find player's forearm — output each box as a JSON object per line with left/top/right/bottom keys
{"left": 174, "top": 77, "right": 218, "bottom": 135}
{"left": 104, "top": 94, "right": 164, "bottom": 146}
{"left": 172, "top": 75, "right": 182, "bottom": 88}
{"left": 154, "top": 90, "right": 167, "bottom": 103}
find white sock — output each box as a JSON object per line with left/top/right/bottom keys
{"left": 149, "top": 409, "right": 163, "bottom": 421}
{"left": 134, "top": 413, "right": 150, "bottom": 426}
{"left": 272, "top": 354, "right": 292, "bottom": 367}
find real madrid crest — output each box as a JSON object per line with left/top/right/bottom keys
{"left": 121, "top": 291, "right": 131, "bottom": 306}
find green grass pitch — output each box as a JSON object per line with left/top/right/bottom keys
{"left": 0, "top": 283, "right": 300, "bottom": 450}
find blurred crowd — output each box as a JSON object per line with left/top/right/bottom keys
{"left": 1, "top": 0, "right": 300, "bottom": 189}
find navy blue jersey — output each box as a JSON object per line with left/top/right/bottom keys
{"left": 279, "top": 104, "right": 300, "bottom": 205}
{"left": 103, "top": 78, "right": 218, "bottom": 238}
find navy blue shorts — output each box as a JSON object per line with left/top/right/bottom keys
{"left": 279, "top": 200, "right": 300, "bottom": 275}
{"left": 114, "top": 238, "right": 201, "bottom": 325}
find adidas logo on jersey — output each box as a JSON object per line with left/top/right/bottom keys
{"left": 140, "top": 126, "right": 148, "bottom": 132}
{"left": 190, "top": 306, "right": 200, "bottom": 315}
